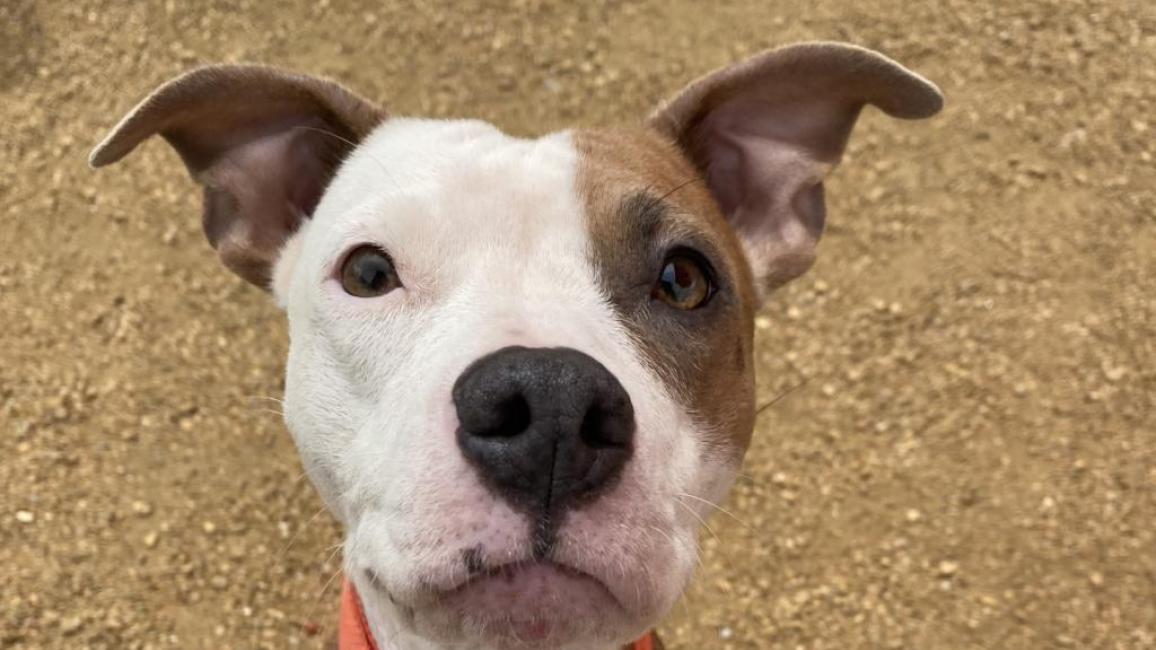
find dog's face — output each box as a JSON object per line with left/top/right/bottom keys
{"left": 280, "top": 121, "right": 757, "bottom": 647}
{"left": 92, "top": 43, "right": 941, "bottom": 650}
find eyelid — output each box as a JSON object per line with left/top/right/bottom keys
{"left": 333, "top": 243, "right": 395, "bottom": 279}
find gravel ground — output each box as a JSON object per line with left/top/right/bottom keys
{"left": 2, "top": 1, "right": 1154, "bottom": 649}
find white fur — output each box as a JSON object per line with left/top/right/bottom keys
{"left": 272, "top": 119, "right": 738, "bottom": 649}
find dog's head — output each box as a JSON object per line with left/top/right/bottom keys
{"left": 92, "top": 43, "right": 941, "bottom": 649}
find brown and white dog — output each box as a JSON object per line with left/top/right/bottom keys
{"left": 91, "top": 42, "right": 941, "bottom": 650}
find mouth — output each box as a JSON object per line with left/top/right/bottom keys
{"left": 368, "top": 560, "right": 625, "bottom": 644}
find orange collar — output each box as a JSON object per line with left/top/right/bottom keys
{"left": 340, "top": 580, "right": 656, "bottom": 650}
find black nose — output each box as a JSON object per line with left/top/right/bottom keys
{"left": 453, "top": 346, "right": 635, "bottom": 517}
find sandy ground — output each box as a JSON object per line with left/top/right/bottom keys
{"left": 2, "top": 1, "right": 1154, "bottom": 649}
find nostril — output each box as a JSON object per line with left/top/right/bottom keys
{"left": 579, "top": 399, "right": 633, "bottom": 449}
{"left": 579, "top": 405, "right": 612, "bottom": 448}
{"left": 481, "top": 394, "right": 532, "bottom": 438}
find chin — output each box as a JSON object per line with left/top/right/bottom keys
{"left": 444, "top": 562, "right": 635, "bottom": 647}
{"left": 357, "top": 560, "right": 659, "bottom": 650}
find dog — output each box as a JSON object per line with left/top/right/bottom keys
{"left": 91, "top": 41, "right": 941, "bottom": 650}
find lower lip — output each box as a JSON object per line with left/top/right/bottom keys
{"left": 438, "top": 561, "right": 619, "bottom": 641}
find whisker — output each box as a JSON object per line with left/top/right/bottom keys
{"left": 735, "top": 471, "right": 760, "bottom": 483}
{"left": 303, "top": 560, "right": 347, "bottom": 632}
{"left": 646, "top": 524, "right": 675, "bottom": 547}
{"left": 292, "top": 124, "right": 361, "bottom": 154}
{"left": 678, "top": 492, "right": 751, "bottom": 529}
{"left": 313, "top": 567, "right": 344, "bottom": 610}
{"left": 755, "top": 377, "right": 811, "bottom": 418}
{"left": 277, "top": 505, "right": 332, "bottom": 558}
{"left": 291, "top": 125, "right": 400, "bottom": 192}
{"left": 290, "top": 467, "right": 313, "bottom": 487}
{"left": 675, "top": 497, "right": 721, "bottom": 544}
{"left": 311, "top": 542, "right": 347, "bottom": 605}
{"left": 658, "top": 175, "right": 705, "bottom": 202}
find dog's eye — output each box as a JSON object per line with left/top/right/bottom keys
{"left": 340, "top": 245, "right": 401, "bottom": 297}
{"left": 652, "top": 252, "right": 714, "bottom": 310}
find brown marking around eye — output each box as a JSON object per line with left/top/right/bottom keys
{"left": 573, "top": 127, "right": 757, "bottom": 457}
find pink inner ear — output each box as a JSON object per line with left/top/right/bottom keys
{"left": 696, "top": 96, "right": 859, "bottom": 248}
{"left": 198, "top": 126, "right": 343, "bottom": 284}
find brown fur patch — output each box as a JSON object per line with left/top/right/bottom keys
{"left": 573, "top": 127, "right": 757, "bottom": 457}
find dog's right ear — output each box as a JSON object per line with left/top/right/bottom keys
{"left": 90, "top": 65, "right": 386, "bottom": 288}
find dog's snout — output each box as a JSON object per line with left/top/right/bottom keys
{"left": 453, "top": 346, "right": 634, "bottom": 516}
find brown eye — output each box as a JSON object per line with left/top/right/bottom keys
{"left": 340, "top": 245, "right": 401, "bottom": 297}
{"left": 652, "top": 253, "right": 714, "bottom": 310}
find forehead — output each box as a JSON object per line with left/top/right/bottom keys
{"left": 318, "top": 119, "right": 581, "bottom": 245}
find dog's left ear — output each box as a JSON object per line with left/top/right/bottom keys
{"left": 90, "top": 64, "right": 386, "bottom": 288}
{"left": 649, "top": 42, "right": 943, "bottom": 294}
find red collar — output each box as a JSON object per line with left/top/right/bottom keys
{"left": 340, "top": 580, "right": 656, "bottom": 650}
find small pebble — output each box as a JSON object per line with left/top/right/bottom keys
{"left": 60, "top": 616, "right": 82, "bottom": 635}
{"left": 937, "top": 561, "right": 960, "bottom": 577}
